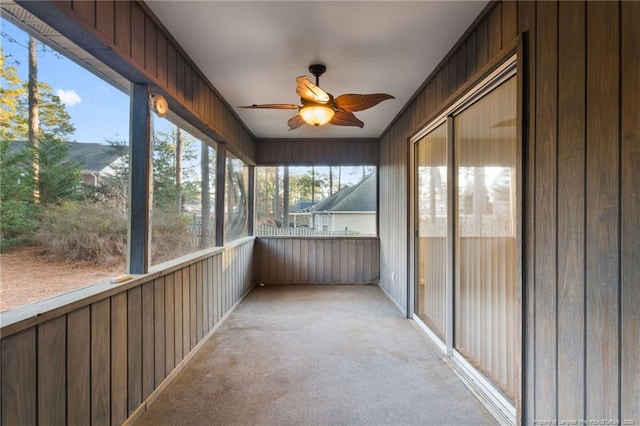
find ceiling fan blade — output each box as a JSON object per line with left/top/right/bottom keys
{"left": 330, "top": 111, "right": 364, "bottom": 128}
{"left": 334, "top": 93, "right": 395, "bottom": 112}
{"left": 296, "top": 76, "right": 331, "bottom": 103}
{"left": 287, "top": 115, "right": 307, "bottom": 131}
{"left": 238, "top": 103, "right": 300, "bottom": 109}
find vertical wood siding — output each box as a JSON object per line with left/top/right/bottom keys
{"left": 16, "top": 0, "right": 255, "bottom": 163}
{"left": 380, "top": 0, "right": 639, "bottom": 423}
{"left": 620, "top": 3, "right": 640, "bottom": 423}
{"left": 256, "top": 138, "right": 379, "bottom": 165}
{"left": 0, "top": 238, "right": 254, "bottom": 426}
{"left": 255, "top": 237, "right": 379, "bottom": 285}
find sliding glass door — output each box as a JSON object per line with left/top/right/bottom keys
{"left": 416, "top": 123, "right": 448, "bottom": 340}
{"left": 454, "top": 76, "right": 517, "bottom": 399}
{"left": 414, "top": 62, "right": 518, "bottom": 404}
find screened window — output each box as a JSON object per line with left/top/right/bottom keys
{"left": 150, "top": 114, "right": 216, "bottom": 266}
{"left": 0, "top": 14, "right": 130, "bottom": 311}
{"left": 224, "top": 153, "right": 249, "bottom": 243}
{"left": 255, "top": 165, "right": 377, "bottom": 236}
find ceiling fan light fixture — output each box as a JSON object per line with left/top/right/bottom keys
{"left": 299, "top": 104, "right": 335, "bottom": 127}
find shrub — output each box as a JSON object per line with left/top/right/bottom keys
{"left": 0, "top": 199, "right": 39, "bottom": 251}
{"left": 151, "top": 208, "right": 197, "bottom": 264}
{"left": 35, "top": 200, "right": 127, "bottom": 267}
{"left": 34, "top": 200, "right": 198, "bottom": 267}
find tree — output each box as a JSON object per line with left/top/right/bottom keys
{"left": 1, "top": 47, "right": 80, "bottom": 249}
{"left": 37, "top": 135, "right": 81, "bottom": 204}
{"left": 0, "top": 141, "right": 38, "bottom": 251}
{"left": 1, "top": 45, "right": 78, "bottom": 202}
{"left": 289, "top": 172, "right": 327, "bottom": 205}
{"left": 151, "top": 125, "right": 198, "bottom": 210}
{"left": 28, "top": 36, "right": 40, "bottom": 203}
{"left": 0, "top": 49, "right": 24, "bottom": 141}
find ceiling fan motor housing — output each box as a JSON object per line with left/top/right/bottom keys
{"left": 309, "top": 64, "right": 327, "bottom": 85}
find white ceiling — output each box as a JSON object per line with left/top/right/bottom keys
{"left": 146, "top": 1, "right": 487, "bottom": 140}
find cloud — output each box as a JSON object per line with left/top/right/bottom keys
{"left": 56, "top": 89, "right": 82, "bottom": 106}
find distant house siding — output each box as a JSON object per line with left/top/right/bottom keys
{"left": 312, "top": 212, "right": 376, "bottom": 235}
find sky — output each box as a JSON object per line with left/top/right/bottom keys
{"left": 1, "top": 18, "right": 130, "bottom": 144}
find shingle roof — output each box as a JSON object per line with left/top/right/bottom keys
{"left": 311, "top": 172, "right": 376, "bottom": 212}
{"left": 8, "top": 141, "right": 125, "bottom": 172}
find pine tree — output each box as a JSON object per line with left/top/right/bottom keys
{"left": 1, "top": 47, "right": 81, "bottom": 249}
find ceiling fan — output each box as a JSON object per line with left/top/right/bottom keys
{"left": 239, "top": 64, "right": 394, "bottom": 130}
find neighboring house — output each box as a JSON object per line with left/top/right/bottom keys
{"left": 7, "top": 141, "right": 126, "bottom": 187}
{"left": 310, "top": 172, "right": 376, "bottom": 235}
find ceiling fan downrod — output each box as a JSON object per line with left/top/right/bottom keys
{"left": 309, "top": 64, "right": 326, "bottom": 86}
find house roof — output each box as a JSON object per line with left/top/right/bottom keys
{"left": 312, "top": 172, "right": 376, "bottom": 213}
{"left": 8, "top": 141, "right": 125, "bottom": 172}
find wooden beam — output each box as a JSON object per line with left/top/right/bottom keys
{"left": 215, "top": 144, "right": 227, "bottom": 246}
{"left": 248, "top": 166, "right": 255, "bottom": 236}
{"left": 129, "top": 83, "right": 152, "bottom": 274}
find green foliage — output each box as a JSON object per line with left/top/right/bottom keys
{"left": 152, "top": 126, "right": 199, "bottom": 209}
{"left": 1, "top": 46, "right": 82, "bottom": 250}
{"left": 290, "top": 173, "right": 327, "bottom": 203}
{"left": 36, "top": 136, "right": 82, "bottom": 204}
{"left": 0, "top": 199, "right": 39, "bottom": 251}
{"left": 0, "top": 141, "right": 39, "bottom": 250}
{"left": 0, "top": 48, "right": 25, "bottom": 141}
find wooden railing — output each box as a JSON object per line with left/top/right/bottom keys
{"left": 0, "top": 237, "right": 254, "bottom": 426}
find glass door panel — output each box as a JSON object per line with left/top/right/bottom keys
{"left": 454, "top": 76, "right": 517, "bottom": 399}
{"left": 416, "top": 123, "right": 448, "bottom": 340}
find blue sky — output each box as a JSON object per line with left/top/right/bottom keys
{"left": 2, "top": 18, "right": 130, "bottom": 144}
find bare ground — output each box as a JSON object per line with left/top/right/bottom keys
{"left": 0, "top": 246, "right": 123, "bottom": 312}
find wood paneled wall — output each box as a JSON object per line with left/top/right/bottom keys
{"left": 0, "top": 238, "right": 254, "bottom": 426}
{"left": 256, "top": 138, "right": 379, "bottom": 165}
{"left": 521, "top": 2, "right": 639, "bottom": 424}
{"left": 379, "top": 1, "right": 639, "bottom": 424}
{"left": 16, "top": 0, "right": 256, "bottom": 163}
{"left": 255, "top": 237, "right": 380, "bottom": 284}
